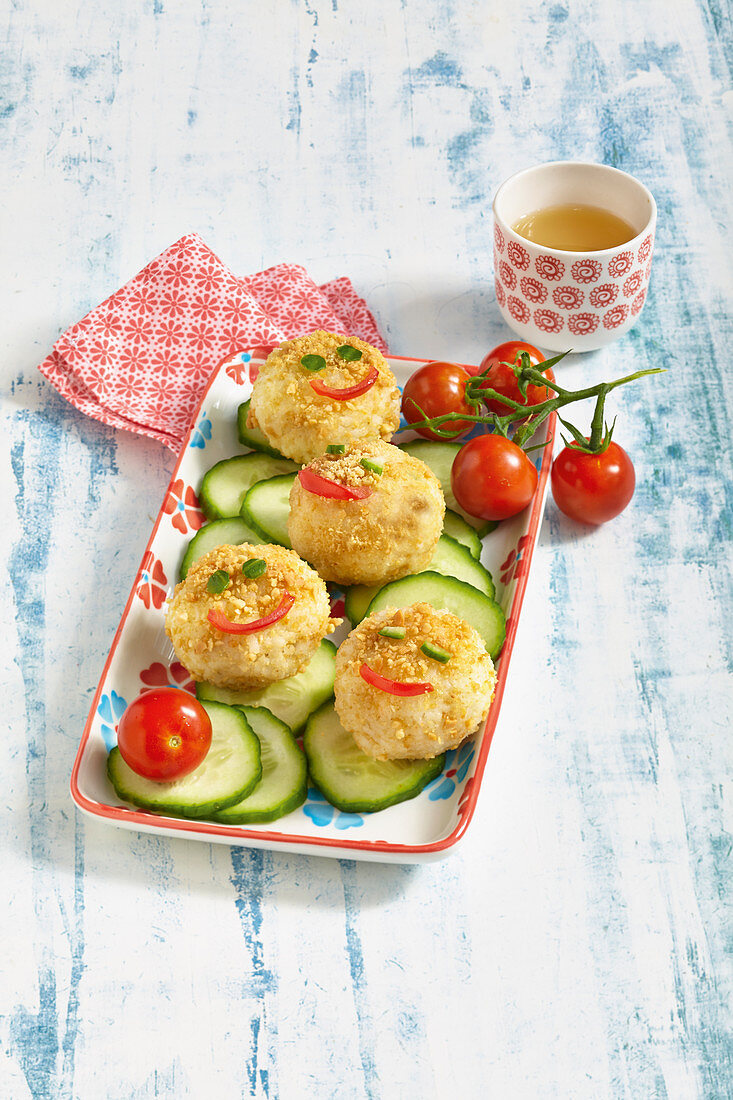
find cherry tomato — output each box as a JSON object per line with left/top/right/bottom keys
{"left": 117, "top": 688, "right": 212, "bottom": 781}
{"left": 551, "top": 441, "right": 635, "bottom": 524}
{"left": 401, "top": 361, "right": 474, "bottom": 440}
{"left": 476, "top": 340, "right": 552, "bottom": 417}
{"left": 451, "top": 434, "right": 538, "bottom": 521}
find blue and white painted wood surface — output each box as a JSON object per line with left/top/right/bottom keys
{"left": 1, "top": 1, "right": 731, "bottom": 1097}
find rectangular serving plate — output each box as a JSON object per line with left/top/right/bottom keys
{"left": 70, "top": 347, "right": 555, "bottom": 864}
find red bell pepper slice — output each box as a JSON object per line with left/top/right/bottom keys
{"left": 359, "top": 662, "right": 434, "bottom": 696}
{"left": 207, "top": 593, "right": 295, "bottom": 634}
{"left": 309, "top": 364, "right": 379, "bottom": 400}
{"left": 298, "top": 468, "right": 372, "bottom": 501}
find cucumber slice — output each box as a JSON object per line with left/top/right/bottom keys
{"left": 366, "top": 571, "right": 506, "bottom": 659}
{"left": 400, "top": 439, "right": 498, "bottom": 538}
{"left": 237, "top": 399, "right": 285, "bottom": 458}
{"left": 443, "top": 509, "right": 482, "bottom": 559}
{"left": 304, "top": 701, "right": 445, "bottom": 813}
{"left": 200, "top": 454, "right": 297, "bottom": 520}
{"left": 196, "top": 639, "right": 336, "bottom": 733}
{"left": 179, "top": 517, "right": 262, "bottom": 580}
{"left": 241, "top": 472, "right": 297, "bottom": 548}
{"left": 344, "top": 533, "right": 495, "bottom": 625}
{"left": 213, "top": 706, "right": 307, "bottom": 823}
{"left": 106, "top": 702, "right": 262, "bottom": 818}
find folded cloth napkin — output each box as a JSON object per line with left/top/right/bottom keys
{"left": 39, "top": 233, "right": 388, "bottom": 451}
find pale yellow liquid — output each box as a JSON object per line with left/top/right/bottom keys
{"left": 512, "top": 203, "right": 637, "bottom": 251}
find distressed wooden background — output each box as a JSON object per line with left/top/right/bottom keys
{"left": 1, "top": 1, "right": 731, "bottom": 1098}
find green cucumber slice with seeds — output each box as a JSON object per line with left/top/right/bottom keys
{"left": 304, "top": 701, "right": 445, "bottom": 813}
{"left": 241, "top": 472, "right": 297, "bottom": 548}
{"left": 344, "top": 533, "right": 495, "bottom": 625}
{"left": 213, "top": 706, "right": 307, "bottom": 824}
{"left": 443, "top": 509, "right": 482, "bottom": 559}
{"left": 400, "top": 439, "right": 498, "bottom": 538}
{"left": 237, "top": 399, "right": 285, "bottom": 458}
{"left": 366, "top": 571, "right": 506, "bottom": 660}
{"left": 106, "top": 701, "right": 262, "bottom": 818}
{"left": 179, "top": 517, "right": 262, "bottom": 580}
{"left": 196, "top": 639, "right": 336, "bottom": 733}
{"left": 200, "top": 454, "right": 297, "bottom": 520}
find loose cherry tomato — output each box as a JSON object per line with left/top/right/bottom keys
{"left": 451, "top": 434, "right": 538, "bottom": 521}
{"left": 401, "top": 361, "right": 475, "bottom": 440}
{"left": 476, "top": 340, "right": 552, "bottom": 417}
{"left": 551, "top": 441, "right": 635, "bottom": 524}
{"left": 117, "top": 688, "right": 212, "bottom": 781}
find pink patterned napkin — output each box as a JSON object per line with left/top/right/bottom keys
{"left": 39, "top": 233, "right": 388, "bottom": 451}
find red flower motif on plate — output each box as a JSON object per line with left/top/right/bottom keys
{"left": 163, "top": 478, "right": 205, "bottom": 534}
{"left": 608, "top": 251, "right": 633, "bottom": 278}
{"left": 499, "top": 261, "right": 517, "bottom": 290}
{"left": 589, "top": 283, "right": 618, "bottom": 308}
{"left": 637, "top": 234, "right": 653, "bottom": 263}
{"left": 136, "top": 552, "right": 168, "bottom": 610}
{"left": 500, "top": 535, "right": 531, "bottom": 585}
{"left": 622, "top": 271, "right": 643, "bottom": 298}
{"left": 140, "top": 660, "right": 196, "bottom": 695}
{"left": 552, "top": 285, "right": 584, "bottom": 310}
{"left": 571, "top": 258, "right": 602, "bottom": 284}
{"left": 457, "top": 776, "right": 475, "bottom": 816}
{"left": 631, "top": 288, "right": 647, "bottom": 315}
{"left": 494, "top": 279, "right": 506, "bottom": 308}
{"left": 602, "top": 303, "right": 630, "bottom": 329}
{"left": 520, "top": 276, "right": 547, "bottom": 304}
{"left": 535, "top": 255, "right": 565, "bottom": 282}
{"left": 568, "top": 312, "right": 599, "bottom": 335}
{"left": 534, "top": 308, "right": 564, "bottom": 333}
{"left": 507, "top": 241, "right": 530, "bottom": 270}
{"left": 507, "top": 295, "right": 530, "bottom": 324}
{"left": 494, "top": 225, "right": 505, "bottom": 253}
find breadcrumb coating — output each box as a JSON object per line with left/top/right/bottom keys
{"left": 165, "top": 543, "right": 336, "bottom": 690}
{"left": 288, "top": 440, "right": 445, "bottom": 586}
{"left": 334, "top": 604, "right": 496, "bottom": 760}
{"left": 249, "top": 331, "right": 401, "bottom": 464}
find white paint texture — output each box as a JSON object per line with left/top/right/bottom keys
{"left": 1, "top": 1, "right": 731, "bottom": 1098}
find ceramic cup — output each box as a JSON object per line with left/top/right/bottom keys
{"left": 492, "top": 162, "right": 656, "bottom": 352}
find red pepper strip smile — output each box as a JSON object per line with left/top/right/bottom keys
{"left": 207, "top": 593, "right": 295, "bottom": 634}
{"left": 309, "top": 364, "right": 379, "bottom": 400}
{"left": 298, "top": 468, "right": 373, "bottom": 500}
{"left": 359, "top": 662, "right": 434, "bottom": 696}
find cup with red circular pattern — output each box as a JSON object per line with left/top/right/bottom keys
{"left": 492, "top": 162, "right": 656, "bottom": 352}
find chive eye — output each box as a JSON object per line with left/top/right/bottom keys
{"left": 379, "top": 626, "right": 406, "bottom": 639}
{"left": 336, "top": 344, "right": 362, "bottom": 362}
{"left": 420, "top": 642, "right": 451, "bottom": 663}
{"left": 327, "top": 444, "right": 346, "bottom": 454}
{"left": 242, "top": 558, "right": 267, "bottom": 579}
{"left": 301, "top": 354, "right": 326, "bottom": 372}
{"left": 360, "top": 458, "right": 383, "bottom": 475}
{"left": 207, "top": 569, "right": 230, "bottom": 594}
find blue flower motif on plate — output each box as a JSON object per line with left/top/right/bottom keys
{"left": 97, "top": 689, "right": 128, "bottom": 751}
{"left": 303, "top": 788, "right": 363, "bottom": 829}
{"left": 190, "top": 410, "right": 212, "bottom": 449}
{"left": 425, "top": 741, "right": 476, "bottom": 801}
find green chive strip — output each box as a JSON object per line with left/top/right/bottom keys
{"left": 242, "top": 558, "right": 267, "bottom": 579}
{"left": 301, "top": 354, "right": 326, "bottom": 372}
{"left": 379, "top": 626, "right": 406, "bottom": 640}
{"left": 326, "top": 444, "right": 346, "bottom": 455}
{"left": 421, "top": 642, "right": 452, "bottom": 663}
{"left": 336, "top": 344, "right": 362, "bottom": 362}
{"left": 360, "top": 458, "right": 383, "bottom": 475}
{"left": 207, "top": 569, "right": 230, "bottom": 594}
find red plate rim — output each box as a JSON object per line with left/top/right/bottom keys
{"left": 70, "top": 346, "right": 555, "bottom": 856}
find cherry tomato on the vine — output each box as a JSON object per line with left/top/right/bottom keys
{"left": 476, "top": 340, "right": 552, "bottom": 417}
{"left": 401, "top": 361, "right": 474, "bottom": 440}
{"left": 451, "top": 434, "right": 539, "bottom": 522}
{"left": 117, "top": 687, "right": 212, "bottom": 781}
{"left": 551, "top": 441, "right": 635, "bottom": 524}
